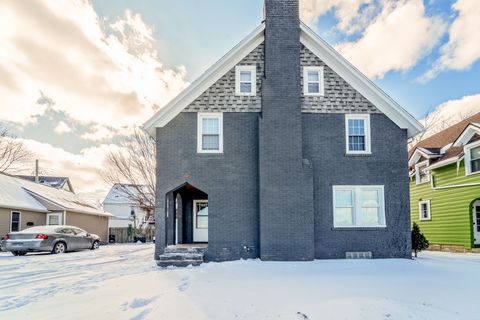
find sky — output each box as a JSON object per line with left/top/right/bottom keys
{"left": 0, "top": 0, "right": 479, "bottom": 203}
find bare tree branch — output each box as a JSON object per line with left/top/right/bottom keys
{"left": 0, "top": 126, "right": 33, "bottom": 174}
{"left": 102, "top": 128, "right": 156, "bottom": 214}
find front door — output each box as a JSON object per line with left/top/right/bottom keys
{"left": 473, "top": 201, "right": 480, "bottom": 245}
{"left": 193, "top": 200, "right": 208, "bottom": 242}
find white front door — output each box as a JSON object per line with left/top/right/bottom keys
{"left": 193, "top": 200, "right": 208, "bottom": 242}
{"left": 473, "top": 201, "right": 480, "bottom": 245}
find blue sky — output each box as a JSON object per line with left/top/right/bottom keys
{"left": 0, "top": 0, "right": 479, "bottom": 198}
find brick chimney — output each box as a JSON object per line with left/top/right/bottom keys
{"left": 259, "top": 0, "right": 315, "bottom": 261}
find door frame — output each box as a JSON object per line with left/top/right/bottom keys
{"left": 472, "top": 200, "right": 480, "bottom": 246}
{"left": 192, "top": 199, "right": 208, "bottom": 243}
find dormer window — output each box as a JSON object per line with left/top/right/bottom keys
{"left": 415, "top": 161, "right": 430, "bottom": 185}
{"left": 303, "top": 66, "right": 324, "bottom": 96}
{"left": 235, "top": 66, "right": 256, "bottom": 96}
{"left": 464, "top": 141, "right": 480, "bottom": 175}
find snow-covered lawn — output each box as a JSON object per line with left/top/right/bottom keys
{"left": 0, "top": 244, "right": 478, "bottom": 320}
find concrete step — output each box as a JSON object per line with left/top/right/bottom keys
{"left": 157, "top": 259, "right": 203, "bottom": 268}
{"left": 164, "top": 246, "right": 207, "bottom": 254}
{"left": 158, "top": 253, "right": 203, "bottom": 261}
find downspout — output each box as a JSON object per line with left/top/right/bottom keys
{"left": 63, "top": 210, "right": 67, "bottom": 225}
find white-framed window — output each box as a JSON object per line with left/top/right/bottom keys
{"left": 418, "top": 200, "right": 431, "bottom": 221}
{"left": 197, "top": 113, "right": 223, "bottom": 153}
{"left": 10, "top": 211, "right": 21, "bottom": 232}
{"left": 303, "top": 66, "right": 324, "bottom": 96}
{"left": 345, "top": 114, "right": 371, "bottom": 154}
{"left": 47, "top": 212, "right": 63, "bottom": 226}
{"left": 464, "top": 140, "right": 480, "bottom": 176}
{"left": 333, "top": 185, "right": 386, "bottom": 228}
{"left": 415, "top": 160, "right": 430, "bottom": 185}
{"left": 235, "top": 65, "right": 256, "bottom": 96}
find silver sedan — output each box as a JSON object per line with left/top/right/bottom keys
{"left": 1, "top": 225, "right": 101, "bottom": 256}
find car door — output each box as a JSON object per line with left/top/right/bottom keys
{"left": 57, "top": 228, "right": 78, "bottom": 251}
{"left": 73, "top": 228, "right": 92, "bottom": 249}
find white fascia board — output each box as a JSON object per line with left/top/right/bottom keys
{"left": 299, "top": 23, "right": 423, "bottom": 138}
{"left": 426, "top": 156, "right": 461, "bottom": 171}
{"left": 143, "top": 24, "right": 265, "bottom": 135}
{"left": 408, "top": 148, "right": 441, "bottom": 166}
{"left": 452, "top": 124, "right": 480, "bottom": 147}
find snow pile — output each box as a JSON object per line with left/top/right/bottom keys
{"left": 0, "top": 244, "right": 477, "bottom": 319}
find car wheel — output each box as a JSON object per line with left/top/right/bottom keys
{"left": 91, "top": 240, "right": 100, "bottom": 250}
{"left": 52, "top": 242, "right": 66, "bottom": 254}
{"left": 12, "top": 251, "right": 19, "bottom": 256}
{"left": 17, "top": 252, "right": 27, "bottom": 256}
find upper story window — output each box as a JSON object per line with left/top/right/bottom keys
{"left": 418, "top": 200, "right": 431, "bottom": 221}
{"left": 235, "top": 66, "right": 256, "bottom": 96}
{"left": 465, "top": 141, "right": 480, "bottom": 175}
{"left": 333, "top": 185, "right": 386, "bottom": 228}
{"left": 197, "top": 113, "right": 223, "bottom": 153}
{"left": 345, "top": 114, "right": 371, "bottom": 154}
{"left": 303, "top": 66, "right": 324, "bottom": 96}
{"left": 415, "top": 161, "right": 430, "bottom": 185}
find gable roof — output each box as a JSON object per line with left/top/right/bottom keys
{"left": 103, "top": 183, "right": 154, "bottom": 205}
{"left": 144, "top": 22, "right": 423, "bottom": 138}
{"left": 0, "top": 174, "right": 112, "bottom": 217}
{"left": 15, "top": 175, "right": 74, "bottom": 193}
{"left": 408, "top": 112, "right": 480, "bottom": 168}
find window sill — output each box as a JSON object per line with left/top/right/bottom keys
{"left": 332, "top": 226, "right": 387, "bottom": 231}
{"left": 344, "top": 153, "right": 373, "bottom": 157}
{"left": 235, "top": 93, "right": 256, "bottom": 97}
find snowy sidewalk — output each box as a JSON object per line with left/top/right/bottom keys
{"left": 0, "top": 244, "right": 478, "bottom": 320}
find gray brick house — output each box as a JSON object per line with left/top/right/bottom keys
{"left": 144, "top": 0, "right": 423, "bottom": 263}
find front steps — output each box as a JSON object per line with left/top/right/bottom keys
{"left": 157, "top": 245, "right": 207, "bottom": 267}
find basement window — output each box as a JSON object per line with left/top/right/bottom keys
{"left": 303, "top": 66, "right": 324, "bottom": 96}
{"left": 197, "top": 113, "right": 223, "bottom": 153}
{"left": 419, "top": 200, "right": 431, "bottom": 221}
{"left": 235, "top": 66, "right": 256, "bottom": 96}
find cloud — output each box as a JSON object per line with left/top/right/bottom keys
{"left": 19, "top": 139, "right": 123, "bottom": 203}
{"left": 0, "top": 0, "right": 188, "bottom": 128}
{"left": 336, "top": 0, "right": 446, "bottom": 79}
{"left": 300, "top": 0, "right": 376, "bottom": 34}
{"left": 420, "top": 0, "right": 480, "bottom": 82}
{"left": 419, "top": 93, "right": 480, "bottom": 139}
{"left": 54, "top": 121, "right": 72, "bottom": 134}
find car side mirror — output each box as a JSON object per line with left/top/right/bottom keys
{"left": 85, "top": 234, "right": 90, "bottom": 237}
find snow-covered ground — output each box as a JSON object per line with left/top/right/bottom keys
{"left": 0, "top": 244, "right": 478, "bottom": 320}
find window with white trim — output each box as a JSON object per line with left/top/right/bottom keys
{"left": 303, "top": 66, "right": 324, "bottom": 96}
{"left": 415, "top": 161, "right": 430, "bottom": 185}
{"left": 235, "top": 66, "right": 256, "bottom": 96}
{"left": 11, "top": 211, "right": 21, "bottom": 232}
{"left": 345, "top": 114, "right": 371, "bottom": 154}
{"left": 47, "top": 212, "right": 63, "bottom": 226}
{"left": 418, "top": 200, "right": 431, "bottom": 221}
{"left": 465, "top": 141, "right": 480, "bottom": 175}
{"left": 197, "top": 113, "right": 223, "bottom": 153}
{"left": 333, "top": 186, "right": 386, "bottom": 227}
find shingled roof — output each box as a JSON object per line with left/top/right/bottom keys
{"left": 409, "top": 112, "right": 480, "bottom": 167}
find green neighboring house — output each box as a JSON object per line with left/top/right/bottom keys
{"left": 409, "top": 113, "right": 480, "bottom": 251}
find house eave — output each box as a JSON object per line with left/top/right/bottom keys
{"left": 143, "top": 23, "right": 266, "bottom": 135}
{"left": 299, "top": 23, "right": 423, "bottom": 138}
